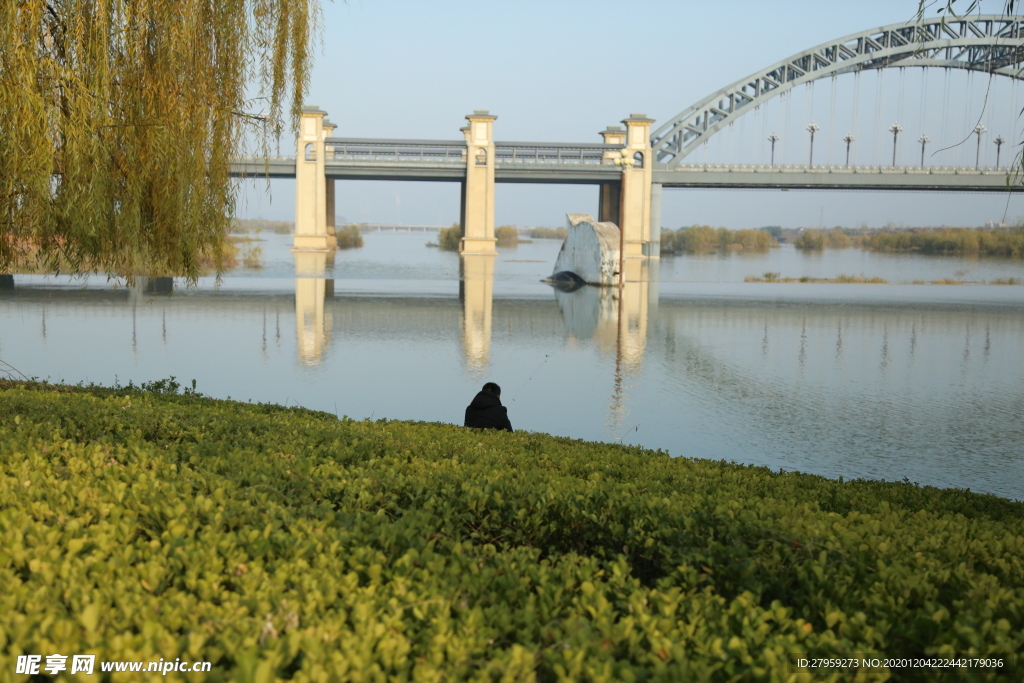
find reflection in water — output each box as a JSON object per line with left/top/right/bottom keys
{"left": 294, "top": 251, "right": 334, "bottom": 365}
{"left": 550, "top": 258, "right": 653, "bottom": 434}
{"left": 2, "top": 262, "right": 1023, "bottom": 500}
{"left": 459, "top": 254, "right": 495, "bottom": 376}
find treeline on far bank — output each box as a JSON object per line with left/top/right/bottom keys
{"left": 661, "top": 225, "right": 1024, "bottom": 258}
{"left": 431, "top": 225, "right": 569, "bottom": 251}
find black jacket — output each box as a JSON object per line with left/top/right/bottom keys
{"left": 464, "top": 392, "right": 513, "bottom": 432}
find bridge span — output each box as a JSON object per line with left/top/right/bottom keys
{"left": 231, "top": 155, "right": 1021, "bottom": 192}
{"left": 231, "top": 14, "right": 1024, "bottom": 265}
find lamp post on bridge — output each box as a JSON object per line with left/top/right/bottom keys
{"left": 889, "top": 122, "right": 903, "bottom": 167}
{"left": 843, "top": 133, "right": 854, "bottom": 167}
{"left": 806, "top": 122, "right": 820, "bottom": 166}
{"left": 973, "top": 125, "right": 986, "bottom": 169}
{"left": 918, "top": 134, "right": 930, "bottom": 168}
{"left": 994, "top": 134, "right": 1005, "bottom": 168}
{"left": 768, "top": 133, "right": 780, "bottom": 167}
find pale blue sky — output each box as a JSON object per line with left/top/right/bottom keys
{"left": 236, "top": 0, "right": 1024, "bottom": 228}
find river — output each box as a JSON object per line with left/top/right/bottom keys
{"left": 2, "top": 230, "right": 1022, "bottom": 500}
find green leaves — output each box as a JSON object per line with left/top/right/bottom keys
{"left": 0, "top": 0, "right": 320, "bottom": 283}
{"left": 1, "top": 381, "right": 1022, "bottom": 680}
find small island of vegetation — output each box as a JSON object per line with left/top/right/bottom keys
{"left": 661, "top": 225, "right": 779, "bottom": 254}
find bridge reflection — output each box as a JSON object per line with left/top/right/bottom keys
{"left": 459, "top": 254, "right": 494, "bottom": 375}
{"left": 288, "top": 251, "right": 658, "bottom": 427}
{"left": 293, "top": 251, "right": 335, "bottom": 365}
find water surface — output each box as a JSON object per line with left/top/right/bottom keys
{"left": 2, "top": 232, "right": 1022, "bottom": 500}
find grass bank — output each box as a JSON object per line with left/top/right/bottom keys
{"left": 1, "top": 381, "right": 1022, "bottom": 681}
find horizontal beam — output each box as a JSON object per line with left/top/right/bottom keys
{"left": 654, "top": 165, "right": 1024, "bottom": 191}
{"left": 230, "top": 157, "right": 1022, "bottom": 191}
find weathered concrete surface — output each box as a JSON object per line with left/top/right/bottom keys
{"left": 550, "top": 213, "right": 620, "bottom": 286}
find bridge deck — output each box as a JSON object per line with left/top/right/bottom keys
{"left": 229, "top": 157, "right": 1022, "bottom": 191}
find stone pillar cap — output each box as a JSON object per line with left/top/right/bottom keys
{"left": 466, "top": 110, "right": 497, "bottom": 121}
{"left": 622, "top": 113, "right": 654, "bottom": 125}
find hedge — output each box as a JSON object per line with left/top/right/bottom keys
{"left": 1, "top": 380, "right": 1021, "bottom": 681}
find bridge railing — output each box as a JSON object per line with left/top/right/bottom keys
{"left": 663, "top": 164, "right": 1014, "bottom": 174}
{"left": 321, "top": 137, "right": 625, "bottom": 167}
{"left": 325, "top": 138, "right": 467, "bottom": 163}
{"left": 494, "top": 142, "right": 622, "bottom": 166}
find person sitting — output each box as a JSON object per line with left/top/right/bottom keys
{"left": 464, "top": 382, "right": 513, "bottom": 432}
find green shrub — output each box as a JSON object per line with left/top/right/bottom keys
{"left": 431, "top": 223, "right": 462, "bottom": 251}
{"left": 527, "top": 227, "right": 567, "bottom": 240}
{"left": 0, "top": 380, "right": 1021, "bottom": 681}
{"left": 495, "top": 225, "right": 520, "bottom": 248}
{"left": 671, "top": 225, "right": 778, "bottom": 253}
{"left": 795, "top": 229, "right": 851, "bottom": 250}
{"left": 660, "top": 229, "right": 678, "bottom": 254}
{"left": 857, "top": 228, "right": 1024, "bottom": 257}
{"left": 335, "top": 224, "right": 364, "bottom": 250}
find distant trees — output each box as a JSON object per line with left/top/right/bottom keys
{"left": 527, "top": 227, "right": 568, "bottom": 240}
{"left": 335, "top": 225, "right": 364, "bottom": 250}
{"left": 495, "top": 226, "right": 521, "bottom": 247}
{"left": 858, "top": 228, "right": 1024, "bottom": 256}
{"left": 794, "top": 228, "right": 852, "bottom": 250}
{"left": 661, "top": 225, "right": 778, "bottom": 254}
{"left": 432, "top": 224, "right": 462, "bottom": 251}
{"left": 230, "top": 218, "right": 294, "bottom": 235}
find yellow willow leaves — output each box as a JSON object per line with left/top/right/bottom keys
{"left": 0, "top": 0, "right": 322, "bottom": 283}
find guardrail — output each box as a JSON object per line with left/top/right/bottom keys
{"left": 664, "top": 164, "right": 1015, "bottom": 174}
{"left": 494, "top": 143, "right": 620, "bottom": 166}
{"left": 325, "top": 138, "right": 466, "bottom": 163}
{"left": 321, "top": 138, "right": 624, "bottom": 166}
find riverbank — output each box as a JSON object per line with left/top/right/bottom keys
{"left": 1, "top": 380, "right": 1021, "bottom": 680}
{"left": 742, "top": 273, "right": 1022, "bottom": 285}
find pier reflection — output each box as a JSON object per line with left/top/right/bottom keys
{"left": 293, "top": 251, "right": 335, "bottom": 365}
{"left": 551, "top": 258, "right": 657, "bottom": 432}
{"left": 459, "top": 254, "right": 495, "bottom": 375}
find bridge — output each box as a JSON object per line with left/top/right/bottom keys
{"left": 229, "top": 14, "right": 1024, "bottom": 263}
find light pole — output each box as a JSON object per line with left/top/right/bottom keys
{"left": 768, "top": 133, "right": 780, "bottom": 167}
{"left": 806, "top": 121, "right": 820, "bottom": 166}
{"left": 843, "top": 133, "right": 854, "bottom": 167}
{"left": 889, "top": 122, "right": 903, "bottom": 167}
{"left": 994, "top": 134, "right": 1005, "bottom": 168}
{"left": 973, "top": 125, "right": 986, "bottom": 169}
{"left": 918, "top": 134, "right": 930, "bottom": 167}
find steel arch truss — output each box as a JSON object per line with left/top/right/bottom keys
{"left": 652, "top": 15, "right": 1024, "bottom": 166}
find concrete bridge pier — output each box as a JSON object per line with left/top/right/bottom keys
{"left": 648, "top": 183, "right": 663, "bottom": 257}
{"left": 598, "top": 126, "right": 626, "bottom": 225}
{"left": 294, "top": 106, "right": 337, "bottom": 252}
{"left": 598, "top": 117, "right": 656, "bottom": 259}
{"left": 619, "top": 114, "right": 655, "bottom": 260}
{"left": 459, "top": 111, "right": 498, "bottom": 255}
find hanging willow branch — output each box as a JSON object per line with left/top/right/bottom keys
{"left": 0, "top": 0, "right": 322, "bottom": 283}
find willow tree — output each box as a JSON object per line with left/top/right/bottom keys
{"left": 0, "top": 0, "right": 321, "bottom": 282}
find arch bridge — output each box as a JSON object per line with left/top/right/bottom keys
{"left": 228, "top": 14, "right": 1024, "bottom": 262}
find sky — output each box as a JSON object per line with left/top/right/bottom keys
{"left": 235, "top": 0, "right": 1024, "bottom": 229}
